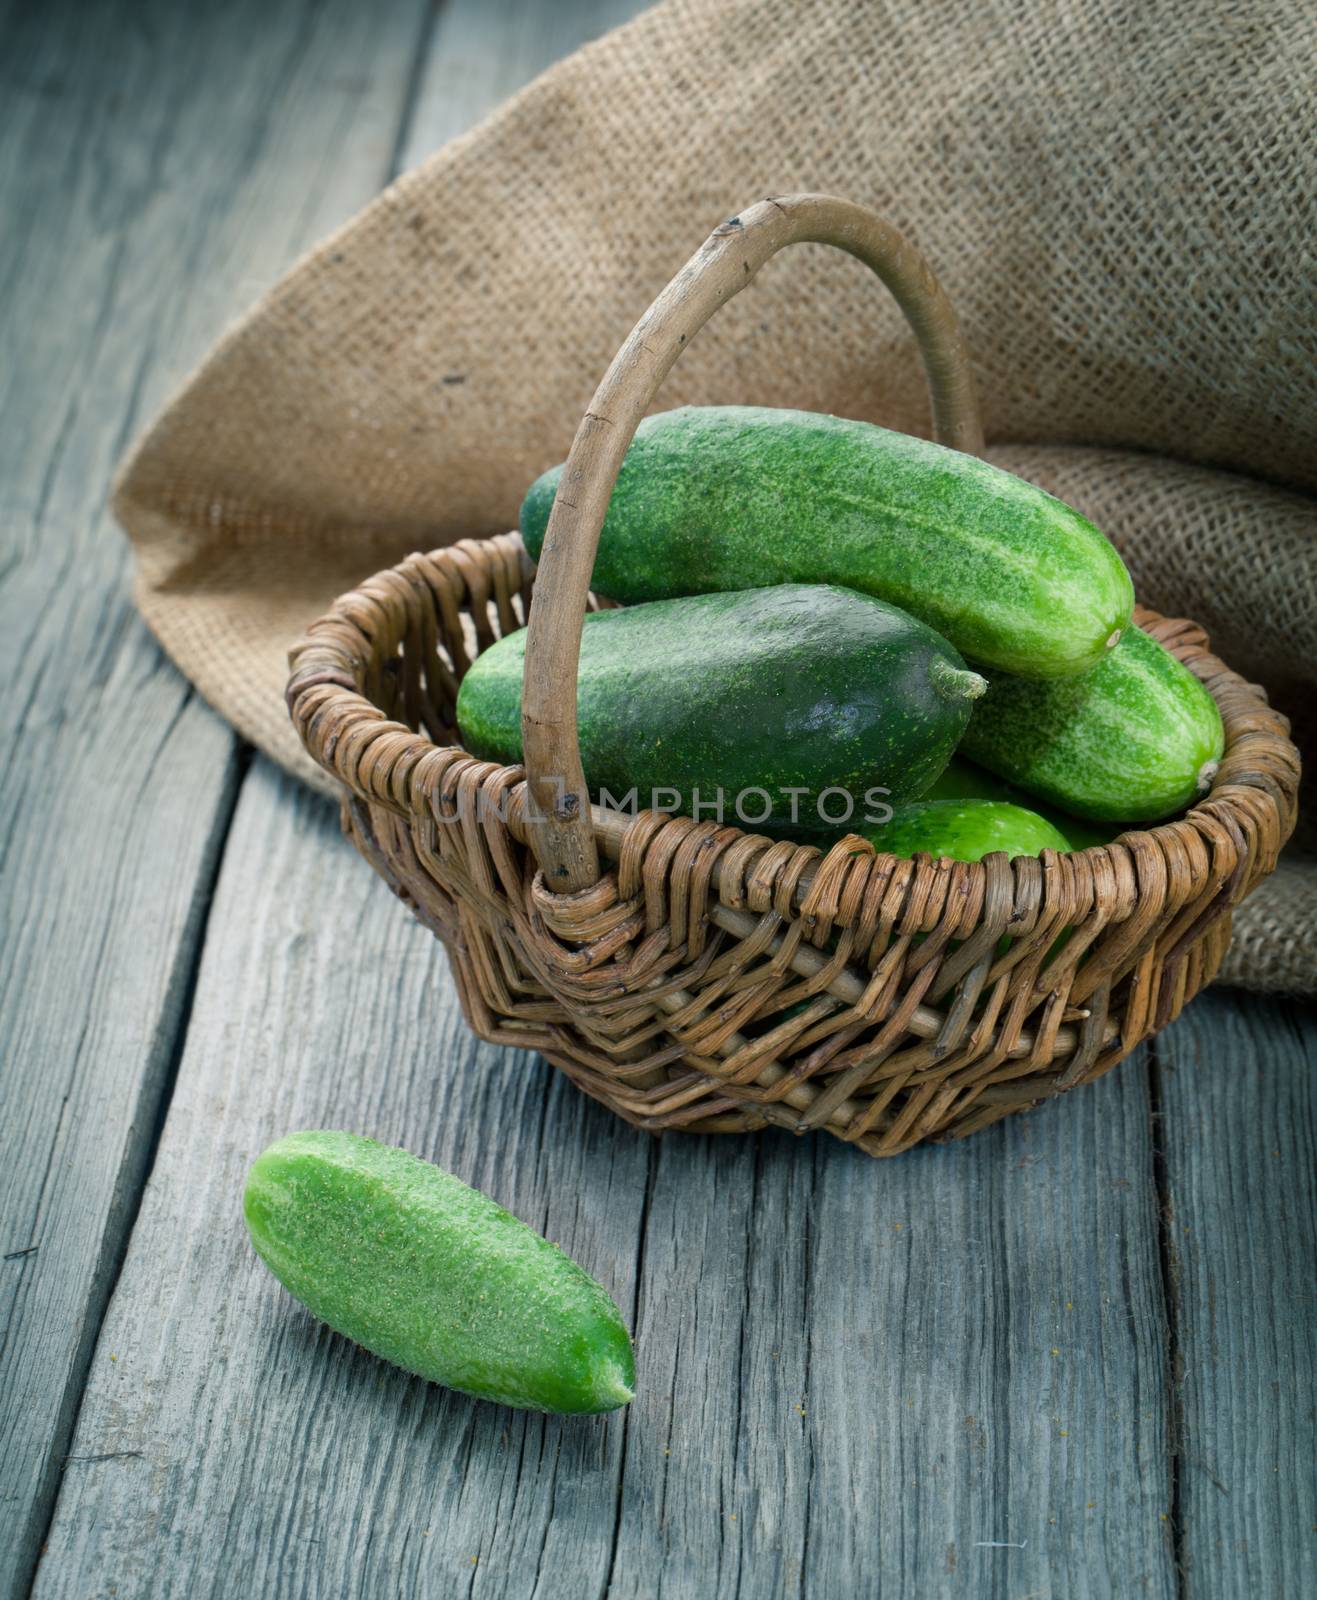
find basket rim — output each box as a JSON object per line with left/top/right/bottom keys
{"left": 285, "top": 530, "right": 1300, "bottom": 942}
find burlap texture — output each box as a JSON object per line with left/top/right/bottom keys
{"left": 112, "top": 0, "right": 1315, "bottom": 992}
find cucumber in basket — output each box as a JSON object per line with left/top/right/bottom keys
{"left": 456, "top": 584, "right": 986, "bottom": 830}
{"left": 521, "top": 405, "right": 1134, "bottom": 680}
{"left": 961, "top": 625, "right": 1225, "bottom": 822}
{"left": 925, "top": 756, "right": 1118, "bottom": 850}
{"left": 861, "top": 798, "right": 1073, "bottom": 862}
{"left": 245, "top": 1131, "right": 635, "bottom": 1414}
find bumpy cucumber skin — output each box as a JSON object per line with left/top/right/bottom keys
{"left": 861, "top": 798, "right": 1072, "bottom": 862}
{"left": 961, "top": 626, "right": 1225, "bottom": 823}
{"left": 244, "top": 1132, "right": 635, "bottom": 1414}
{"left": 456, "top": 584, "right": 984, "bottom": 829}
{"left": 926, "top": 757, "right": 1117, "bottom": 850}
{"left": 521, "top": 406, "right": 1133, "bottom": 679}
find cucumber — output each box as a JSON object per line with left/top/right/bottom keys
{"left": 456, "top": 584, "right": 985, "bottom": 832}
{"left": 961, "top": 625, "right": 1225, "bottom": 822}
{"left": 522, "top": 406, "right": 1133, "bottom": 679}
{"left": 244, "top": 1131, "right": 635, "bottom": 1414}
{"left": 925, "top": 757, "right": 1118, "bottom": 850}
{"left": 924, "top": 756, "right": 1019, "bottom": 806}
{"left": 859, "top": 799, "right": 1073, "bottom": 862}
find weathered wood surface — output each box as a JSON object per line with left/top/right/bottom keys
{"left": 3, "top": 0, "right": 1314, "bottom": 1597}
{"left": 36, "top": 765, "right": 1179, "bottom": 1600}
{"left": 1153, "top": 991, "right": 1316, "bottom": 1597}
{"left": 401, "top": 0, "right": 644, "bottom": 163}
{"left": 31, "top": 766, "right": 648, "bottom": 1598}
{"left": 0, "top": 0, "right": 435, "bottom": 1589}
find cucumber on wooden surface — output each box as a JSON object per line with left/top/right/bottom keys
{"left": 244, "top": 1131, "right": 635, "bottom": 1414}
{"left": 859, "top": 798, "right": 1073, "bottom": 862}
{"left": 521, "top": 406, "right": 1133, "bottom": 679}
{"left": 456, "top": 584, "right": 985, "bottom": 831}
{"left": 961, "top": 625, "right": 1225, "bottom": 823}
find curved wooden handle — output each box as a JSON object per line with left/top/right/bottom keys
{"left": 521, "top": 193, "right": 984, "bottom": 892}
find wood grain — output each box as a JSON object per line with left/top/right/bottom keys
{"left": 33, "top": 763, "right": 650, "bottom": 1599}
{"left": 608, "top": 1053, "right": 1178, "bottom": 1600}
{"left": 398, "top": 0, "right": 645, "bottom": 168}
{"left": 0, "top": 0, "right": 432, "bottom": 1589}
{"left": 1153, "top": 989, "right": 1316, "bottom": 1598}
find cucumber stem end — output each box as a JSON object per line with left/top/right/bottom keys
{"left": 931, "top": 659, "right": 988, "bottom": 703}
{"left": 592, "top": 1360, "right": 636, "bottom": 1412}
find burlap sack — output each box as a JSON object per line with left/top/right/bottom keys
{"left": 112, "top": 0, "right": 1315, "bottom": 993}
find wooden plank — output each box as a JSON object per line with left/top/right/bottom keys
{"left": 1153, "top": 989, "right": 1316, "bottom": 1598}
{"left": 36, "top": 766, "right": 1178, "bottom": 1600}
{"left": 606, "top": 1050, "right": 1178, "bottom": 1600}
{"left": 0, "top": 0, "right": 432, "bottom": 1590}
{"left": 398, "top": 0, "right": 646, "bottom": 168}
{"left": 31, "top": 762, "right": 651, "bottom": 1599}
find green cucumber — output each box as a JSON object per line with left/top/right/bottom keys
{"left": 924, "top": 756, "right": 1019, "bottom": 805}
{"left": 244, "top": 1131, "right": 635, "bottom": 1414}
{"left": 961, "top": 625, "right": 1225, "bottom": 822}
{"left": 522, "top": 406, "right": 1133, "bottom": 679}
{"left": 926, "top": 757, "right": 1118, "bottom": 850}
{"left": 860, "top": 799, "right": 1073, "bottom": 862}
{"left": 456, "top": 584, "right": 985, "bottom": 832}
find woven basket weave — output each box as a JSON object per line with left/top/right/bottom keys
{"left": 287, "top": 196, "right": 1299, "bottom": 1156}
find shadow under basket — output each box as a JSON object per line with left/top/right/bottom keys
{"left": 286, "top": 196, "right": 1299, "bottom": 1157}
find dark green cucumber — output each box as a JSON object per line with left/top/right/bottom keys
{"left": 961, "top": 625, "right": 1225, "bottom": 822}
{"left": 926, "top": 756, "right": 1118, "bottom": 850}
{"left": 244, "top": 1131, "right": 634, "bottom": 1414}
{"left": 860, "top": 798, "right": 1072, "bottom": 862}
{"left": 456, "top": 584, "right": 985, "bottom": 832}
{"left": 522, "top": 406, "right": 1133, "bottom": 679}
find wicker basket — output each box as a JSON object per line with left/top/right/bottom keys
{"left": 287, "top": 195, "right": 1299, "bottom": 1156}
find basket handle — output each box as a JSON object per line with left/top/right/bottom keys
{"left": 521, "top": 193, "right": 984, "bottom": 892}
